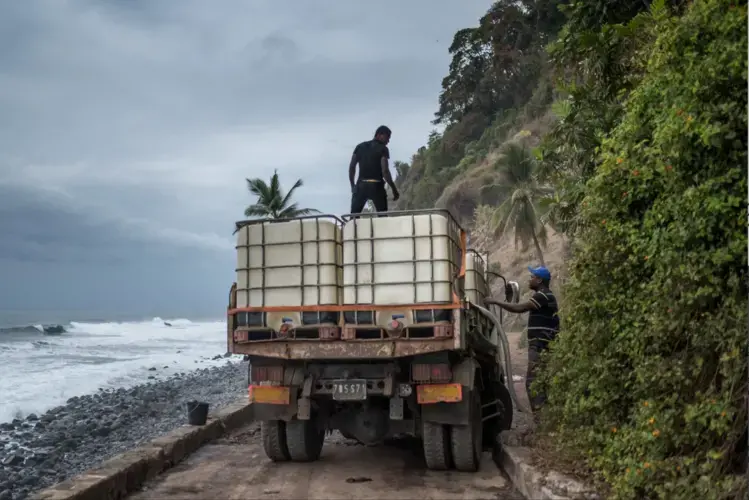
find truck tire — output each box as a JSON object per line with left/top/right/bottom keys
{"left": 261, "top": 420, "right": 290, "bottom": 462}
{"left": 450, "top": 391, "right": 482, "bottom": 472}
{"left": 496, "top": 382, "right": 513, "bottom": 431}
{"left": 422, "top": 421, "right": 452, "bottom": 470}
{"left": 285, "top": 417, "right": 325, "bottom": 462}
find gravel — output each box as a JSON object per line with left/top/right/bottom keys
{"left": 0, "top": 357, "right": 248, "bottom": 500}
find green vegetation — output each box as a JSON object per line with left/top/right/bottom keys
{"left": 398, "top": 0, "right": 748, "bottom": 498}
{"left": 395, "top": 0, "right": 561, "bottom": 220}
{"left": 485, "top": 142, "right": 551, "bottom": 265}
{"left": 244, "top": 170, "right": 319, "bottom": 219}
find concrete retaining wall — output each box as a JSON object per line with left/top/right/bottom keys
{"left": 32, "top": 401, "right": 254, "bottom": 500}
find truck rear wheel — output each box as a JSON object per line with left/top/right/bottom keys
{"left": 285, "top": 417, "right": 325, "bottom": 462}
{"left": 422, "top": 421, "right": 452, "bottom": 470}
{"left": 450, "top": 391, "right": 482, "bottom": 472}
{"left": 261, "top": 420, "right": 290, "bottom": 462}
{"left": 496, "top": 382, "right": 513, "bottom": 431}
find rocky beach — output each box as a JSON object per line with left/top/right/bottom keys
{"left": 0, "top": 359, "right": 248, "bottom": 500}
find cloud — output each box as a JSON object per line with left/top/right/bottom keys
{"left": 0, "top": 0, "right": 492, "bottom": 319}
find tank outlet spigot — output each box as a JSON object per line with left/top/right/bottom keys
{"left": 278, "top": 317, "right": 294, "bottom": 338}
{"left": 387, "top": 315, "right": 404, "bottom": 338}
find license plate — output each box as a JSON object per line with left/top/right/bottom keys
{"left": 417, "top": 383, "right": 462, "bottom": 404}
{"left": 331, "top": 379, "right": 367, "bottom": 401}
{"left": 249, "top": 385, "right": 290, "bottom": 405}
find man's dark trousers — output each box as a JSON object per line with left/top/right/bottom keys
{"left": 526, "top": 338, "right": 550, "bottom": 412}
{"left": 350, "top": 180, "right": 388, "bottom": 213}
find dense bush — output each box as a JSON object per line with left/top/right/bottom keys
{"left": 539, "top": 1, "right": 747, "bottom": 498}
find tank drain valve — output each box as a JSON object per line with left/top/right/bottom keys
{"left": 387, "top": 314, "right": 405, "bottom": 338}
{"left": 278, "top": 317, "right": 294, "bottom": 338}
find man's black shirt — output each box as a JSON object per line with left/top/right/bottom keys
{"left": 353, "top": 139, "right": 390, "bottom": 182}
{"left": 527, "top": 287, "right": 559, "bottom": 344}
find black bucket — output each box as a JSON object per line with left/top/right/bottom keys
{"left": 186, "top": 401, "right": 209, "bottom": 426}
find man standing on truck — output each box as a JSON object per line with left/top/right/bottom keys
{"left": 485, "top": 265, "right": 558, "bottom": 412}
{"left": 349, "top": 125, "right": 400, "bottom": 213}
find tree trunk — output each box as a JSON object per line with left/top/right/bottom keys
{"left": 532, "top": 231, "right": 545, "bottom": 266}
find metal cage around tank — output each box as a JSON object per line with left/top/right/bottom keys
{"left": 228, "top": 209, "right": 470, "bottom": 344}
{"left": 233, "top": 214, "right": 344, "bottom": 330}
{"left": 340, "top": 209, "right": 465, "bottom": 306}
{"left": 339, "top": 209, "right": 465, "bottom": 338}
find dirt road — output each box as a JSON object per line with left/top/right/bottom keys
{"left": 130, "top": 425, "right": 522, "bottom": 500}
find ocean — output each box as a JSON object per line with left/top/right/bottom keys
{"left": 0, "top": 316, "right": 234, "bottom": 423}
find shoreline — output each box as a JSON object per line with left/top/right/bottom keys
{"left": 0, "top": 359, "right": 248, "bottom": 500}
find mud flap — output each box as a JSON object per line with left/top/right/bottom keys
{"left": 421, "top": 358, "right": 479, "bottom": 426}
{"left": 253, "top": 388, "right": 299, "bottom": 422}
{"left": 420, "top": 397, "right": 471, "bottom": 426}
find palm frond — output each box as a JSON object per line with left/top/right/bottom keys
{"left": 495, "top": 142, "right": 535, "bottom": 186}
{"left": 279, "top": 178, "right": 304, "bottom": 210}
{"left": 243, "top": 171, "right": 320, "bottom": 220}
{"left": 278, "top": 203, "right": 320, "bottom": 219}
{"left": 244, "top": 204, "right": 271, "bottom": 218}
{"left": 291, "top": 207, "right": 321, "bottom": 217}
{"left": 269, "top": 170, "right": 281, "bottom": 199}
{"left": 246, "top": 178, "right": 273, "bottom": 201}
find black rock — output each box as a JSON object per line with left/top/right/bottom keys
{"left": 94, "top": 427, "right": 111, "bottom": 437}
{"left": 1, "top": 453, "right": 24, "bottom": 466}
{"left": 26, "top": 414, "right": 38, "bottom": 422}
{"left": 148, "top": 367, "right": 157, "bottom": 371}
{"left": 21, "top": 474, "right": 38, "bottom": 487}
{"left": 61, "top": 439, "right": 78, "bottom": 451}
{"left": 0, "top": 489, "right": 11, "bottom": 500}
{"left": 42, "top": 324, "right": 66, "bottom": 335}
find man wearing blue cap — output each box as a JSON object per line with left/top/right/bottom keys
{"left": 485, "top": 265, "right": 559, "bottom": 412}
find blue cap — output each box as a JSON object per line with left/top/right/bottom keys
{"left": 528, "top": 265, "right": 551, "bottom": 281}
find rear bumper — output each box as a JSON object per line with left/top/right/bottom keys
{"left": 230, "top": 338, "right": 457, "bottom": 360}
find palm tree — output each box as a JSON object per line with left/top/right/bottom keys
{"left": 484, "top": 142, "right": 552, "bottom": 265}
{"left": 244, "top": 170, "right": 320, "bottom": 219}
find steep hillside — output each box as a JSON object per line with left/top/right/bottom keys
{"left": 390, "top": 0, "right": 566, "bottom": 286}
{"left": 395, "top": 1, "right": 747, "bottom": 498}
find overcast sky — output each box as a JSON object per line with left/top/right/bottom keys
{"left": 0, "top": 0, "right": 491, "bottom": 323}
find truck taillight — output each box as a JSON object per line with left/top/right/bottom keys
{"left": 412, "top": 363, "right": 452, "bottom": 383}
{"left": 251, "top": 365, "right": 284, "bottom": 383}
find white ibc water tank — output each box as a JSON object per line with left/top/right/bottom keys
{"left": 342, "top": 212, "right": 463, "bottom": 305}
{"left": 465, "top": 250, "right": 489, "bottom": 305}
{"left": 235, "top": 218, "right": 342, "bottom": 308}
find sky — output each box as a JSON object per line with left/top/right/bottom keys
{"left": 0, "top": 0, "right": 492, "bottom": 323}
